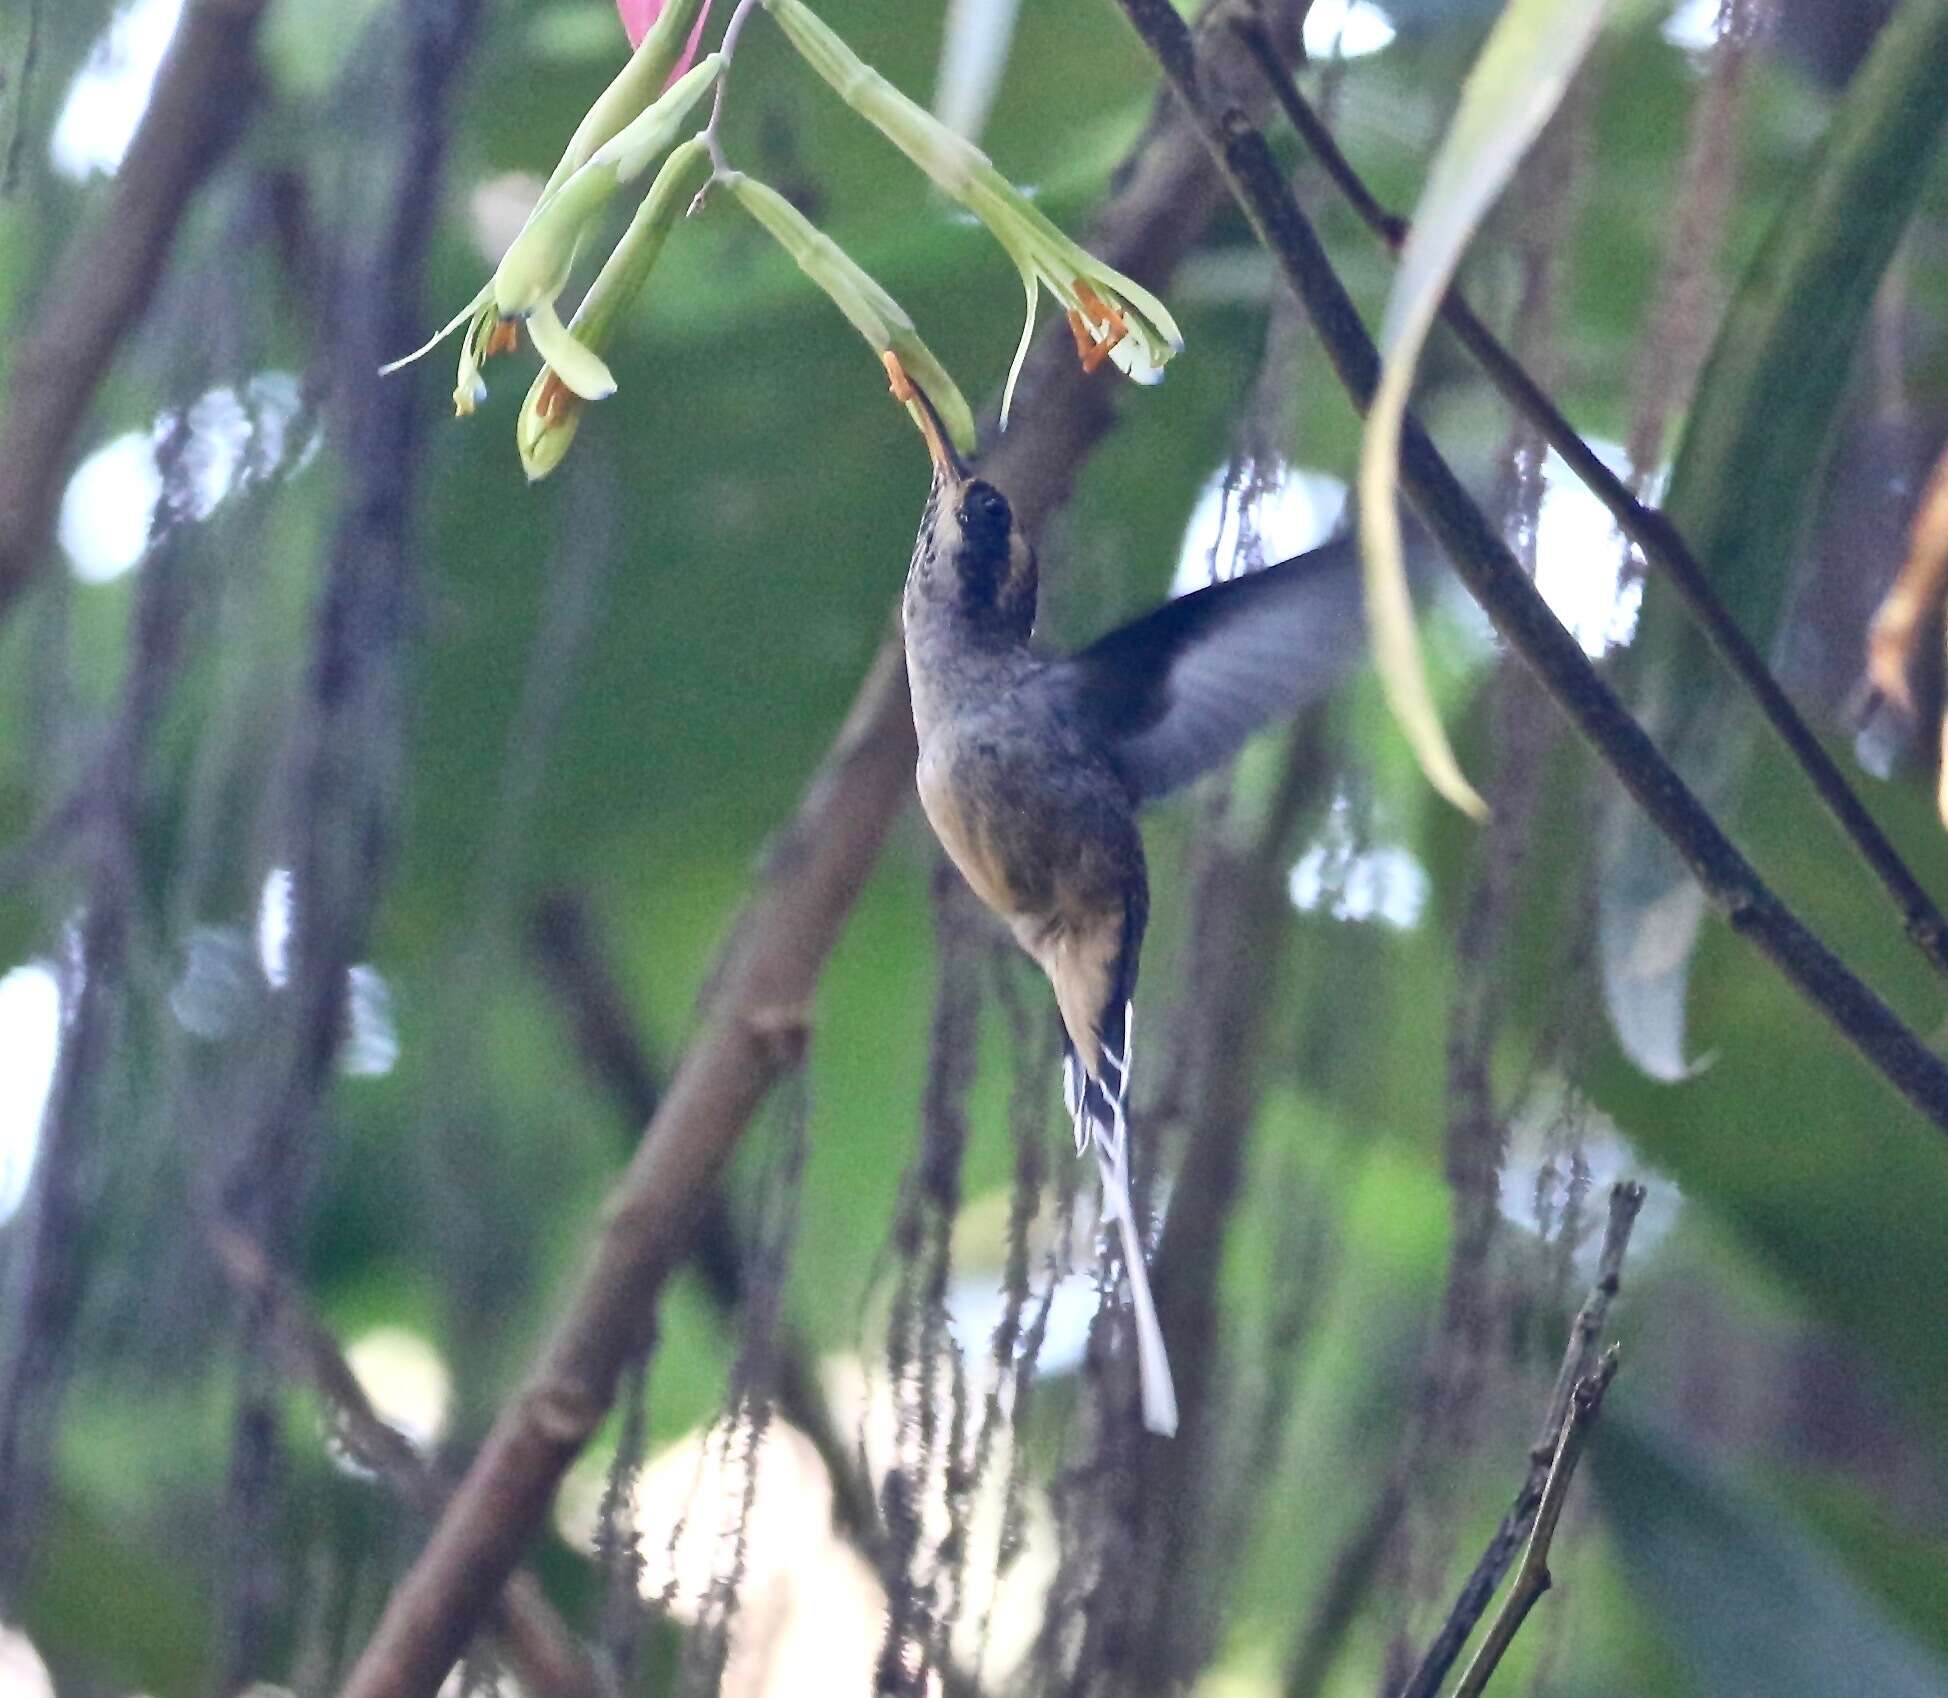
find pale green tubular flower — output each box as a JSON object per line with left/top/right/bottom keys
{"left": 382, "top": 54, "right": 722, "bottom": 413}
{"left": 541, "top": 0, "right": 711, "bottom": 199}
{"left": 378, "top": 285, "right": 505, "bottom": 418}
{"left": 762, "top": 0, "right": 1181, "bottom": 424}
{"left": 517, "top": 139, "right": 714, "bottom": 482}
{"left": 723, "top": 172, "right": 978, "bottom": 457}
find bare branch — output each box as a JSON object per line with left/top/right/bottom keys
{"left": 1228, "top": 18, "right": 1948, "bottom": 987}
{"left": 1399, "top": 1184, "right": 1644, "bottom": 1698}
{"left": 215, "top": 0, "right": 482, "bottom": 1677}
{"left": 0, "top": 0, "right": 274, "bottom": 629}
{"left": 522, "top": 888, "right": 878, "bottom": 1545}
{"left": 1115, "top": 0, "right": 1948, "bottom": 1136}
{"left": 207, "top": 1231, "right": 603, "bottom": 1698}
{"left": 1449, "top": 1350, "right": 1620, "bottom": 1698}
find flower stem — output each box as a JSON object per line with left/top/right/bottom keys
{"left": 700, "top": 0, "right": 766, "bottom": 181}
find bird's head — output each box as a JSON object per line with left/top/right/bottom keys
{"left": 903, "top": 381, "right": 1037, "bottom": 647}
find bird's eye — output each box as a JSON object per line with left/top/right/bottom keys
{"left": 962, "top": 482, "right": 1009, "bottom": 532}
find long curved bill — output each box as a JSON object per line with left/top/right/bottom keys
{"left": 883, "top": 351, "right": 969, "bottom": 484}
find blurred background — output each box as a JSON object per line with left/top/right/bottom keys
{"left": 3, "top": 0, "right": 1948, "bottom": 1693}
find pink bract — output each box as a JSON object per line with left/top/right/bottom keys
{"left": 617, "top": 0, "right": 716, "bottom": 80}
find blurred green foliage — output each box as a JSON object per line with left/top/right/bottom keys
{"left": 4, "top": 2, "right": 1948, "bottom": 1694}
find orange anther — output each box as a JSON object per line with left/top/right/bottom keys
{"left": 1068, "top": 282, "right": 1129, "bottom": 375}
{"left": 1080, "top": 320, "right": 1126, "bottom": 374}
{"left": 484, "top": 319, "right": 521, "bottom": 359}
{"left": 1072, "top": 280, "right": 1128, "bottom": 337}
{"left": 535, "top": 371, "right": 574, "bottom": 423}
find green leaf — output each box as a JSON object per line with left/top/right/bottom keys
{"left": 1595, "top": 1418, "right": 1948, "bottom": 1698}
{"left": 931, "top": 0, "right": 1024, "bottom": 145}
{"left": 1357, "top": 0, "right": 1608, "bottom": 820}
{"left": 1600, "top": 0, "right": 1948, "bottom": 1079}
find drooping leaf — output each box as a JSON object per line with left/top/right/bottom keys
{"left": 931, "top": 0, "right": 1023, "bottom": 144}
{"left": 1599, "top": 0, "right": 1948, "bottom": 1079}
{"left": 1595, "top": 1418, "right": 1948, "bottom": 1698}
{"left": 1860, "top": 440, "right": 1948, "bottom": 823}
{"left": 1357, "top": 0, "right": 1608, "bottom": 820}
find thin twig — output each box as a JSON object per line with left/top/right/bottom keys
{"left": 1449, "top": 1350, "right": 1619, "bottom": 1698}
{"left": 1399, "top": 1184, "right": 1643, "bottom": 1698}
{"left": 699, "top": 0, "right": 766, "bottom": 183}
{"left": 1229, "top": 17, "right": 1948, "bottom": 986}
{"left": 0, "top": 0, "right": 274, "bottom": 630}
{"left": 207, "top": 1231, "right": 603, "bottom": 1698}
{"left": 1116, "top": 0, "right": 1948, "bottom": 1138}
{"left": 337, "top": 24, "right": 1299, "bottom": 1690}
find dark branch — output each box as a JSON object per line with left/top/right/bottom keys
{"left": 1113, "top": 0, "right": 1948, "bottom": 1139}
{"left": 1116, "top": 712, "right": 1329, "bottom": 1688}
{"left": 1230, "top": 17, "right": 1948, "bottom": 986}
{"left": 0, "top": 423, "right": 200, "bottom": 1603}
{"left": 0, "top": 0, "right": 274, "bottom": 630}
{"left": 216, "top": 0, "right": 480, "bottom": 1679}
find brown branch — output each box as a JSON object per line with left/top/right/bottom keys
{"left": 1116, "top": 0, "right": 1948, "bottom": 1138}
{"left": 0, "top": 0, "right": 273, "bottom": 630}
{"left": 1398, "top": 1184, "right": 1644, "bottom": 1698}
{"left": 1229, "top": 17, "right": 1948, "bottom": 986}
{"left": 207, "top": 1231, "right": 602, "bottom": 1698}
{"left": 337, "top": 13, "right": 1304, "bottom": 1686}
{"left": 1389, "top": 129, "right": 1580, "bottom": 1661}
{"left": 522, "top": 889, "right": 879, "bottom": 1546}
{"left": 337, "top": 640, "right": 899, "bottom": 1698}
{"left": 1449, "top": 1350, "right": 1619, "bottom": 1698}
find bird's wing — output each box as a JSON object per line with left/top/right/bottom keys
{"left": 1047, "top": 530, "right": 1373, "bottom": 802}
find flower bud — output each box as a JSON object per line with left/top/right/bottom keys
{"left": 517, "top": 138, "right": 713, "bottom": 481}
{"left": 762, "top": 0, "right": 1181, "bottom": 422}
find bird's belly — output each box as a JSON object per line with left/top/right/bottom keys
{"left": 916, "top": 742, "right": 1023, "bottom": 918}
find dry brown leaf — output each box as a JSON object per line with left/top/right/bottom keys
{"left": 1864, "top": 439, "right": 1948, "bottom": 721}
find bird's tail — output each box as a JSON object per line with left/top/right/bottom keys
{"left": 1064, "top": 1002, "right": 1178, "bottom": 1437}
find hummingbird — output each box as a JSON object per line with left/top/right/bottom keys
{"left": 892, "top": 368, "right": 1373, "bottom": 1436}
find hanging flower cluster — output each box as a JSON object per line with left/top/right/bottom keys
{"left": 383, "top": 0, "right": 1183, "bottom": 478}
